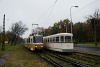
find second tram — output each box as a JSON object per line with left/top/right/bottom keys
{"left": 43, "top": 33, "right": 73, "bottom": 52}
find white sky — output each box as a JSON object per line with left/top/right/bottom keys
{"left": 0, "top": 0, "right": 100, "bottom": 38}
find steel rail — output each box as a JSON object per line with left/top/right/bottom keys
{"left": 47, "top": 52, "right": 92, "bottom": 67}
{"left": 72, "top": 53, "right": 100, "bottom": 64}
{"left": 37, "top": 53, "right": 63, "bottom": 67}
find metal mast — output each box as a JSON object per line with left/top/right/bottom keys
{"left": 2, "top": 14, "right": 5, "bottom": 50}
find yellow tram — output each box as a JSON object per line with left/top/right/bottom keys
{"left": 24, "top": 35, "right": 44, "bottom": 51}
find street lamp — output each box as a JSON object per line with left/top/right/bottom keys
{"left": 70, "top": 6, "right": 78, "bottom": 34}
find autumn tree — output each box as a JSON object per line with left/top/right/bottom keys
{"left": 44, "top": 19, "right": 70, "bottom": 36}
{"left": 73, "top": 22, "right": 88, "bottom": 43}
{"left": 86, "top": 9, "right": 100, "bottom": 46}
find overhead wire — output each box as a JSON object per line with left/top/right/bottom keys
{"left": 35, "top": 0, "right": 98, "bottom": 27}
{"left": 43, "top": 0, "right": 98, "bottom": 25}
{"left": 34, "top": 0, "right": 57, "bottom": 23}
{"left": 45, "top": 0, "right": 57, "bottom": 23}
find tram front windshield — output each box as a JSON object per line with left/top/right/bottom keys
{"left": 34, "top": 36, "right": 43, "bottom": 43}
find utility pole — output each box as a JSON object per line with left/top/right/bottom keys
{"left": 2, "top": 14, "right": 5, "bottom": 50}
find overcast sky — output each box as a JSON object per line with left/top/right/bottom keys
{"left": 0, "top": 0, "right": 100, "bottom": 38}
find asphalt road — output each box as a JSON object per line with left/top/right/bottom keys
{"left": 74, "top": 46, "right": 100, "bottom": 53}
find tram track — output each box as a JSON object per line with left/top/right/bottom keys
{"left": 71, "top": 52, "right": 100, "bottom": 64}
{"left": 74, "top": 51, "right": 100, "bottom": 60}
{"left": 44, "top": 51, "right": 92, "bottom": 67}
{"left": 31, "top": 50, "right": 100, "bottom": 67}
{"left": 72, "top": 51, "right": 100, "bottom": 65}
{"left": 35, "top": 51, "right": 78, "bottom": 67}
{"left": 36, "top": 52, "right": 63, "bottom": 67}
{"left": 57, "top": 51, "right": 100, "bottom": 67}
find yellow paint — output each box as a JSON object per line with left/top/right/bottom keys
{"left": 27, "top": 44, "right": 31, "bottom": 49}
{"left": 30, "top": 44, "right": 44, "bottom": 51}
{"left": 24, "top": 43, "right": 44, "bottom": 51}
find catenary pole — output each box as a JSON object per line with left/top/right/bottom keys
{"left": 2, "top": 14, "right": 5, "bottom": 50}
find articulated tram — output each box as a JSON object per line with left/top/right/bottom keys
{"left": 24, "top": 35, "right": 44, "bottom": 51}
{"left": 43, "top": 33, "right": 74, "bottom": 52}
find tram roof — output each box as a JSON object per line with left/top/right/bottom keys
{"left": 44, "top": 33, "right": 73, "bottom": 38}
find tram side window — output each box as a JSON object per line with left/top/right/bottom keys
{"left": 25, "top": 39, "right": 26, "bottom": 43}
{"left": 48, "top": 38, "right": 49, "bottom": 42}
{"left": 46, "top": 38, "right": 47, "bottom": 42}
{"left": 65, "top": 36, "right": 71, "bottom": 42}
{"left": 50, "top": 38, "right": 52, "bottom": 42}
{"left": 61, "top": 36, "right": 64, "bottom": 42}
{"left": 49, "top": 38, "right": 51, "bottom": 42}
{"left": 27, "top": 39, "right": 28, "bottom": 43}
{"left": 56, "top": 37, "right": 59, "bottom": 42}
{"left": 33, "top": 37, "right": 35, "bottom": 43}
{"left": 45, "top": 39, "right": 47, "bottom": 42}
{"left": 31, "top": 39, "right": 32, "bottom": 43}
{"left": 29, "top": 38, "right": 30, "bottom": 43}
{"left": 33, "top": 37, "right": 34, "bottom": 43}
{"left": 53, "top": 37, "right": 55, "bottom": 42}
{"left": 28, "top": 39, "right": 29, "bottom": 43}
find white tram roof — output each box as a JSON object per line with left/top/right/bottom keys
{"left": 44, "top": 33, "right": 73, "bottom": 38}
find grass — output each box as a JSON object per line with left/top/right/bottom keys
{"left": 0, "top": 44, "right": 50, "bottom": 67}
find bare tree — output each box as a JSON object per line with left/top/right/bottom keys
{"left": 9, "top": 21, "right": 28, "bottom": 45}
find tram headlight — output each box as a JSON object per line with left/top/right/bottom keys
{"left": 41, "top": 46, "right": 43, "bottom": 47}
